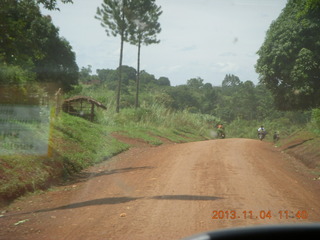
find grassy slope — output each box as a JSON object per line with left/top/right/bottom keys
{"left": 0, "top": 108, "right": 217, "bottom": 205}
{"left": 276, "top": 129, "right": 320, "bottom": 170}
{"left": 0, "top": 113, "right": 130, "bottom": 204}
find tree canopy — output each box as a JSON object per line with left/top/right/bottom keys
{"left": 0, "top": 0, "right": 78, "bottom": 91}
{"left": 128, "top": 0, "right": 162, "bottom": 46}
{"left": 256, "top": 0, "right": 320, "bottom": 110}
{"left": 37, "top": 0, "right": 73, "bottom": 10}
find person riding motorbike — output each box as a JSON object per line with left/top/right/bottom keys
{"left": 257, "top": 126, "right": 265, "bottom": 132}
{"left": 217, "top": 124, "right": 225, "bottom": 139}
{"left": 257, "top": 125, "right": 267, "bottom": 140}
{"left": 273, "top": 131, "right": 280, "bottom": 143}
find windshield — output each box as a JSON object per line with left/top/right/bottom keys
{"left": 1, "top": 0, "right": 320, "bottom": 239}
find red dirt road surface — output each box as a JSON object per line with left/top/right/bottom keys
{"left": 1, "top": 138, "right": 320, "bottom": 239}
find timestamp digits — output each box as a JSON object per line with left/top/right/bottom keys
{"left": 212, "top": 210, "right": 308, "bottom": 220}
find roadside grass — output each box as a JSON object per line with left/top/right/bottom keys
{"left": 275, "top": 129, "right": 316, "bottom": 147}
{"left": 0, "top": 112, "right": 129, "bottom": 204}
{"left": 0, "top": 155, "right": 52, "bottom": 201}
{"left": 275, "top": 129, "right": 320, "bottom": 169}
{"left": 96, "top": 104, "right": 218, "bottom": 143}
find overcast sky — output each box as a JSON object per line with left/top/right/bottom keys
{"left": 41, "top": 0, "right": 287, "bottom": 86}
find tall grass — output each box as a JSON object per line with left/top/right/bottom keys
{"left": 95, "top": 103, "right": 220, "bottom": 143}
{"left": 309, "top": 108, "right": 320, "bottom": 135}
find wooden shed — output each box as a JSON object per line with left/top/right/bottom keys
{"left": 62, "top": 96, "right": 107, "bottom": 121}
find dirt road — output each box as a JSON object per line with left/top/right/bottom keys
{"left": 1, "top": 138, "right": 320, "bottom": 239}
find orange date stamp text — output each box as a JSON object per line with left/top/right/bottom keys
{"left": 212, "top": 210, "right": 308, "bottom": 220}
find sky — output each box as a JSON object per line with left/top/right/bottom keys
{"left": 41, "top": 0, "right": 288, "bottom": 86}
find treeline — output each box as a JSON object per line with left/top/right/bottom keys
{"left": 76, "top": 66, "right": 310, "bottom": 125}
{"left": 79, "top": 65, "right": 170, "bottom": 89}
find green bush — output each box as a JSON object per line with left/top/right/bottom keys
{"left": 0, "top": 63, "right": 35, "bottom": 84}
{"left": 311, "top": 108, "right": 320, "bottom": 134}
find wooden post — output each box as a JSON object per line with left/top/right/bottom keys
{"left": 90, "top": 102, "right": 94, "bottom": 122}
{"left": 54, "top": 88, "right": 62, "bottom": 117}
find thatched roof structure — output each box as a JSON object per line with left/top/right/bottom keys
{"left": 62, "top": 96, "right": 107, "bottom": 121}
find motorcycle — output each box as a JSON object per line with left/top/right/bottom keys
{"left": 273, "top": 132, "right": 280, "bottom": 143}
{"left": 217, "top": 131, "right": 225, "bottom": 139}
{"left": 258, "top": 131, "right": 267, "bottom": 141}
{"left": 216, "top": 124, "right": 225, "bottom": 139}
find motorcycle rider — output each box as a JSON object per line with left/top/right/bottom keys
{"left": 257, "top": 125, "right": 266, "bottom": 139}
{"left": 273, "top": 131, "right": 280, "bottom": 143}
{"left": 217, "top": 123, "right": 225, "bottom": 138}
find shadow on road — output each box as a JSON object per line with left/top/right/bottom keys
{"left": 3, "top": 194, "right": 222, "bottom": 218}
{"left": 34, "top": 196, "right": 141, "bottom": 213}
{"left": 37, "top": 195, "right": 222, "bottom": 213}
{"left": 283, "top": 138, "right": 314, "bottom": 150}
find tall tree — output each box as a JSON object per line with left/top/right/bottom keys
{"left": 256, "top": 0, "right": 320, "bottom": 110}
{"left": 157, "top": 76, "right": 170, "bottom": 86}
{"left": 222, "top": 74, "right": 241, "bottom": 88}
{"left": 79, "top": 65, "right": 93, "bottom": 84}
{"left": 96, "top": 0, "right": 133, "bottom": 113}
{"left": 128, "top": 0, "right": 162, "bottom": 108}
{"left": 187, "top": 77, "right": 204, "bottom": 89}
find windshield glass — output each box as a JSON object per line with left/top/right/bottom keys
{"left": 1, "top": 0, "right": 320, "bottom": 239}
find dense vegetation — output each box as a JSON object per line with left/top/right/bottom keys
{"left": 256, "top": 0, "right": 320, "bottom": 110}
{"left": 0, "top": 0, "right": 78, "bottom": 92}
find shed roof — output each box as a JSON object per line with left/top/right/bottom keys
{"left": 63, "top": 96, "right": 107, "bottom": 109}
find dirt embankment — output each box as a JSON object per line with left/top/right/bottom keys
{"left": 279, "top": 131, "right": 320, "bottom": 172}
{"left": 1, "top": 138, "right": 320, "bottom": 240}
